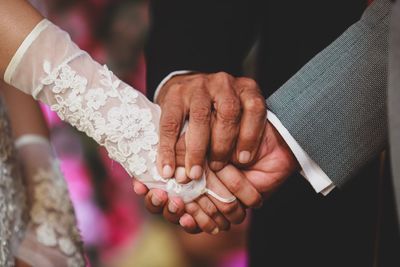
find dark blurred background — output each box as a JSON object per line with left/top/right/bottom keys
{"left": 30, "top": 0, "right": 248, "bottom": 266}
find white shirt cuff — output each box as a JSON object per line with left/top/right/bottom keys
{"left": 155, "top": 73, "right": 335, "bottom": 195}
{"left": 267, "top": 110, "right": 335, "bottom": 196}
{"left": 153, "top": 70, "right": 193, "bottom": 102}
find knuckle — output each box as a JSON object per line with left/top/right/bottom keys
{"left": 160, "top": 114, "right": 181, "bottom": 137}
{"left": 185, "top": 202, "right": 199, "bottom": 215}
{"left": 188, "top": 147, "right": 207, "bottom": 159}
{"left": 238, "top": 77, "right": 258, "bottom": 89}
{"left": 210, "top": 143, "right": 231, "bottom": 161}
{"left": 244, "top": 96, "right": 266, "bottom": 116}
{"left": 218, "top": 98, "right": 241, "bottom": 123}
{"left": 220, "top": 201, "right": 240, "bottom": 215}
{"left": 167, "top": 83, "right": 182, "bottom": 95}
{"left": 162, "top": 85, "right": 184, "bottom": 105}
{"left": 227, "top": 177, "right": 243, "bottom": 194}
{"left": 187, "top": 75, "right": 207, "bottom": 88}
{"left": 212, "top": 71, "right": 231, "bottom": 83}
{"left": 203, "top": 201, "right": 218, "bottom": 218}
{"left": 190, "top": 104, "right": 211, "bottom": 124}
{"left": 158, "top": 144, "right": 174, "bottom": 158}
{"left": 247, "top": 193, "right": 262, "bottom": 208}
{"left": 239, "top": 132, "right": 258, "bottom": 146}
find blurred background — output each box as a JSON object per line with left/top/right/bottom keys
{"left": 29, "top": 0, "right": 248, "bottom": 266}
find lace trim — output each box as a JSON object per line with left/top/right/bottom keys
{"left": 39, "top": 57, "right": 235, "bottom": 203}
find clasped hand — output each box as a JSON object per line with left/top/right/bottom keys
{"left": 133, "top": 72, "right": 299, "bottom": 234}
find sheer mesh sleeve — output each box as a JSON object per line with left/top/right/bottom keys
{"left": 4, "top": 19, "right": 234, "bottom": 204}
{"left": 13, "top": 135, "right": 85, "bottom": 267}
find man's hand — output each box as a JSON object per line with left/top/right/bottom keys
{"left": 134, "top": 122, "right": 299, "bottom": 233}
{"left": 156, "top": 72, "right": 266, "bottom": 179}
{"left": 224, "top": 122, "right": 299, "bottom": 195}
{"left": 133, "top": 131, "right": 259, "bottom": 234}
{"left": 178, "top": 122, "right": 299, "bottom": 232}
{"left": 133, "top": 168, "right": 250, "bottom": 235}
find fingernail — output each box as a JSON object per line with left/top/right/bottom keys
{"left": 133, "top": 185, "right": 141, "bottom": 195}
{"left": 210, "top": 161, "right": 224, "bottom": 170}
{"left": 168, "top": 201, "right": 178, "bottom": 213}
{"left": 162, "top": 165, "right": 173, "bottom": 178}
{"left": 151, "top": 195, "right": 162, "bottom": 206}
{"left": 211, "top": 227, "right": 219, "bottom": 235}
{"left": 175, "top": 167, "right": 187, "bottom": 181}
{"left": 239, "top": 151, "right": 251, "bottom": 163}
{"left": 179, "top": 216, "right": 187, "bottom": 228}
{"left": 189, "top": 165, "right": 203, "bottom": 179}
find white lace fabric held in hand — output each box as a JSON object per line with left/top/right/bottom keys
{"left": 4, "top": 19, "right": 235, "bottom": 204}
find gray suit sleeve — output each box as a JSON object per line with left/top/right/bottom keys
{"left": 266, "top": 0, "right": 391, "bottom": 187}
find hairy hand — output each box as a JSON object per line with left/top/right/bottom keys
{"left": 134, "top": 122, "right": 299, "bottom": 234}
{"left": 155, "top": 72, "right": 266, "bottom": 180}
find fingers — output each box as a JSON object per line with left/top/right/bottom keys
{"left": 142, "top": 188, "right": 186, "bottom": 226}
{"left": 185, "top": 201, "right": 220, "bottom": 235}
{"left": 205, "top": 170, "right": 246, "bottom": 224}
{"left": 216, "top": 165, "right": 263, "bottom": 208}
{"left": 162, "top": 197, "right": 186, "bottom": 224}
{"left": 234, "top": 78, "right": 266, "bottom": 165}
{"left": 144, "top": 189, "right": 168, "bottom": 214}
{"left": 175, "top": 133, "right": 186, "bottom": 166}
{"left": 175, "top": 133, "right": 192, "bottom": 183}
{"left": 196, "top": 195, "right": 231, "bottom": 231}
{"left": 185, "top": 87, "right": 212, "bottom": 179}
{"left": 208, "top": 72, "right": 241, "bottom": 171}
{"left": 179, "top": 213, "right": 202, "bottom": 234}
{"left": 175, "top": 166, "right": 191, "bottom": 184}
{"left": 158, "top": 90, "right": 185, "bottom": 179}
{"left": 158, "top": 72, "right": 265, "bottom": 177}
{"left": 132, "top": 180, "right": 149, "bottom": 196}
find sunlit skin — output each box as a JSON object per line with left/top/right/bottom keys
{"left": 0, "top": 0, "right": 43, "bottom": 76}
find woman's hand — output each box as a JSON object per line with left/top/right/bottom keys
{"left": 133, "top": 165, "right": 250, "bottom": 234}
{"left": 134, "top": 122, "right": 299, "bottom": 234}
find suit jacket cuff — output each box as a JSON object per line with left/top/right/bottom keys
{"left": 267, "top": 110, "right": 335, "bottom": 195}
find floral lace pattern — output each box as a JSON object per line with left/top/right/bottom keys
{"left": 8, "top": 19, "right": 231, "bottom": 204}
{"left": 0, "top": 99, "right": 27, "bottom": 267}
{"left": 29, "top": 159, "right": 84, "bottom": 267}
{"left": 37, "top": 57, "right": 223, "bottom": 203}
{"left": 42, "top": 62, "right": 159, "bottom": 177}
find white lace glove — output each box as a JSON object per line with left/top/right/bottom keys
{"left": 14, "top": 134, "right": 84, "bottom": 267}
{"left": 4, "top": 19, "right": 234, "bottom": 204}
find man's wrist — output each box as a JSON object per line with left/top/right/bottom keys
{"left": 266, "top": 110, "right": 335, "bottom": 195}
